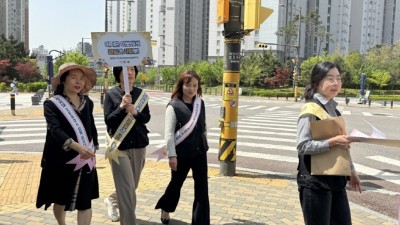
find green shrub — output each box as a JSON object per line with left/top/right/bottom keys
{"left": 0, "top": 82, "right": 11, "bottom": 92}
{"left": 25, "top": 82, "right": 48, "bottom": 92}
{"left": 369, "top": 95, "right": 400, "bottom": 101}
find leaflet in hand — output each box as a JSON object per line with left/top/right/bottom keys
{"left": 348, "top": 120, "right": 400, "bottom": 148}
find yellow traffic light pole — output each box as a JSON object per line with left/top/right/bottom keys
{"left": 217, "top": 0, "right": 273, "bottom": 176}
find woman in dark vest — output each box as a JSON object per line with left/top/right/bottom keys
{"left": 155, "top": 70, "right": 210, "bottom": 225}
{"left": 297, "top": 61, "right": 361, "bottom": 225}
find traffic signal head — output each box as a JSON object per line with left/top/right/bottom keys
{"left": 257, "top": 44, "right": 268, "bottom": 48}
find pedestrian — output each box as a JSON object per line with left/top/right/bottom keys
{"left": 10, "top": 78, "right": 18, "bottom": 94}
{"left": 297, "top": 61, "right": 362, "bottom": 225}
{"left": 155, "top": 70, "right": 210, "bottom": 225}
{"left": 36, "top": 62, "right": 99, "bottom": 225}
{"left": 103, "top": 66, "right": 151, "bottom": 224}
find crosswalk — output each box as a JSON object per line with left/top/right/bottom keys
{"left": 148, "top": 96, "right": 398, "bottom": 118}
{"left": 0, "top": 108, "right": 399, "bottom": 195}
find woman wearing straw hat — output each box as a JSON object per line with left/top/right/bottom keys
{"left": 36, "top": 62, "right": 99, "bottom": 225}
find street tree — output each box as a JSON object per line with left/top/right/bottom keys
{"left": 240, "top": 53, "right": 262, "bottom": 87}
{"left": 367, "top": 69, "right": 391, "bottom": 92}
{"left": 14, "top": 61, "right": 41, "bottom": 82}
{"left": 0, "top": 60, "right": 11, "bottom": 82}
{"left": 53, "top": 51, "right": 90, "bottom": 73}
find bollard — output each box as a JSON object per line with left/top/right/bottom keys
{"left": 286, "top": 96, "right": 288, "bottom": 101}
{"left": 383, "top": 101, "right": 386, "bottom": 107}
{"left": 391, "top": 100, "right": 393, "bottom": 109}
{"left": 368, "top": 99, "right": 371, "bottom": 107}
{"left": 10, "top": 93, "right": 15, "bottom": 116}
{"left": 100, "top": 92, "right": 104, "bottom": 105}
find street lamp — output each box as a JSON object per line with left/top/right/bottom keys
{"left": 280, "top": 4, "right": 302, "bottom": 102}
{"left": 81, "top": 37, "right": 92, "bottom": 56}
{"left": 294, "top": 7, "right": 301, "bottom": 102}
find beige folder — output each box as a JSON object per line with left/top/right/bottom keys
{"left": 309, "top": 116, "right": 351, "bottom": 176}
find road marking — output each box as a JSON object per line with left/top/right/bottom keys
{"left": 208, "top": 148, "right": 297, "bottom": 163}
{"left": 209, "top": 128, "right": 296, "bottom": 137}
{"left": 266, "top": 107, "right": 280, "bottom": 111}
{"left": 207, "top": 132, "right": 296, "bottom": 143}
{"left": 341, "top": 111, "right": 351, "bottom": 115}
{"left": 238, "top": 124, "right": 296, "bottom": 132}
{"left": 366, "top": 156, "right": 400, "bottom": 167}
{"left": 238, "top": 105, "right": 250, "bottom": 108}
{"left": 242, "top": 118, "right": 296, "bottom": 124}
{"left": 207, "top": 139, "right": 296, "bottom": 151}
{"left": 239, "top": 121, "right": 297, "bottom": 128}
{"left": 361, "top": 112, "right": 373, "bottom": 116}
{"left": 354, "top": 163, "right": 400, "bottom": 185}
{"left": 247, "top": 106, "right": 266, "bottom": 110}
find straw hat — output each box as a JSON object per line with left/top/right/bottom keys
{"left": 52, "top": 63, "right": 97, "bottom": 93}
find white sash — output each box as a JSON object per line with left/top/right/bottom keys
{"left": 50, "top": 95, "right": 95, "bottom": 171}
{"left": 154, "top": 96, "right": 202, "bottom": 161}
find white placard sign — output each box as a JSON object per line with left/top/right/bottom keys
{"left": 91, "top": 32, "right": 153, "bottom": 93}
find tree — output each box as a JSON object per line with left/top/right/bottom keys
{"left": 14, "top": 61, "right": 41, "bottom": 82}
{"left": 240, "top": 53, "right": 262, "bottom": 87}
{"left": 264, "top": 66, "right": 290, "bottom": 88}
{"left": 53, "top": 51, "right": 90, "bottom": 74}
{"left": 0, "top": 35, "right": 29, "bottom": 81}
{"left": 367, "top": 69, "right": 391, "bottom": 92}
{"left": 0, "top": 60, "right": 11, "bottom": 82}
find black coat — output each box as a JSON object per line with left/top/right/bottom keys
{"left": 103, "top": 86, "right": 151, "bottom": 150}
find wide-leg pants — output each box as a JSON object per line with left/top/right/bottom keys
{"left": 155, "top": 152, "right": 210, "bottom": 225}
{"left": 109, "top": 148, "right": 146, "bottom": 225}
{"left": 299, "top": 186, "right": 351, "bottom": 225}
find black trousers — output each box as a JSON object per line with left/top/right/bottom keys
{"left": 299, "top": 186, "right": 351, "bottom": 225}
{"left": 155, "top": 152, "right": 210, "bottom": 225}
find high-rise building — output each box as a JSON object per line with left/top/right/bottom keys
{"left": 157, "top": 0, "right": 209, "bottom": 66}
{"left": 0, "top": 0, "right": 29, "bottom": 52}
{"left": 106, "top": 0, "right": 146, "bottom": 32}
{"left": 31, "top": 45, "right": 48, "bottom": 74}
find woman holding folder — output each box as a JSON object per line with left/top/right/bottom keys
{"left": 297, "top": 61, "right": 361, "bottom": 225}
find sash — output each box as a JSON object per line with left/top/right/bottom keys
{"left": 299, "top": 102, "right": 351, "bottom": 176}
{"left": 299, "top": 102, "right": 330, "bottom": 120}
{"left": 50, "top": 95, "right": 95, "bottom": 171}
{"left": 154, "top": 96, "right": 202, "bottom": 161}
{"left": 105, "top": 90, "right": 149, "bottom": 163}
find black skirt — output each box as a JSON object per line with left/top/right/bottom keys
{"left": 36, "top": 163, "right": 99, "bottom": 211}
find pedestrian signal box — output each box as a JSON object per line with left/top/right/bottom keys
{"left": 244, "top": 0, "right": 273, "bottom": 30}
{"left": 257, "top": 44, "right": 268, "bottom": 48}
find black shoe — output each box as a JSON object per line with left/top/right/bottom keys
{"left": 161, "top": 209, "right": 170, "bottom": 224}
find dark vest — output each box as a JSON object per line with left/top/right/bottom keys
{"left": 169, "top": 98, "right": 208, "bottom": 159}
{"left": 297, "top": 100, "right": 347, "bottom": 190}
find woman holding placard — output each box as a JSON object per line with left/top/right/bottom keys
{"left": 103, "top": 65, "right": 151, "bottom": 225}
{"left": 296, "top": 61, "right": 361, "bottom": 225}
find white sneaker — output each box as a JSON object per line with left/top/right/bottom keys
{"left": 104, "top": 197, "right": 119, "bottom": 222}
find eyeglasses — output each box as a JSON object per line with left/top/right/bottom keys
{"left": 325, "top": 76, "right": 342, "bottom": 84}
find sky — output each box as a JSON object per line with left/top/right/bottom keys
{"left": 29, "top": 0, "right": 105, "bottom": 55}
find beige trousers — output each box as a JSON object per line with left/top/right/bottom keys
{"left": 108, "top": 148, "right": 146, "bottom": 225}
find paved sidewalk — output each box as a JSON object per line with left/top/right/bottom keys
{"left": 0, "top": 92, "right": 398, "bottom": 224}
{"left": 0, "top": 153, "right": 396, "bottom": 225}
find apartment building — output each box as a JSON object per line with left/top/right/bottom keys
{"left": 0, "top": 0, "right": 29, "bottom": 52}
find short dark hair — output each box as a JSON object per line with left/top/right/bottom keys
{"left": 113, "top": 66, "right": 138, "bottom": 83}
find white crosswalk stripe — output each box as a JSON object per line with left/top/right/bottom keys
{"left": 0, "top": 110, "right": 399, "bottom": 192}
